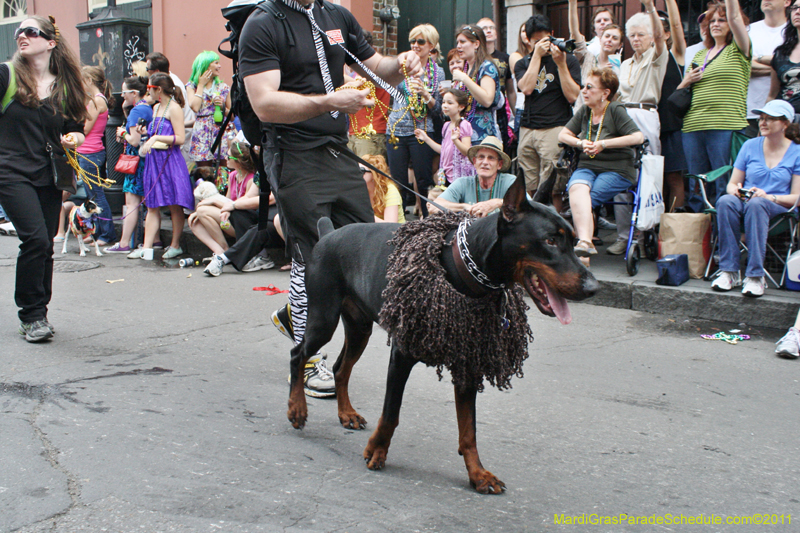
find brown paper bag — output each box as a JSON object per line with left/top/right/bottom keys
{"left": 658, "top": 213, "right": 712, "bottom": 279}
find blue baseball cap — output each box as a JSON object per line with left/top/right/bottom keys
{"left": 752, "top": 100, "right": 795, "bottom": 122}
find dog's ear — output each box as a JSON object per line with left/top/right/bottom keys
{"left": 500, "top": 173, "right": 532, "bottom": 224}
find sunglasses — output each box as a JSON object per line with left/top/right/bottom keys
{"left": 409, "top": 38, "right": 427, "bottom": 46}
{"left": 120, "top": 90, "right": 137, "bottom": 95}
{"left": 146, "top": 66, "right": 155, "bottom": 72}
{"left": 146, "top": 84, "right": 159, "bottom": 90}
{"left": 15, "top": 27, "right": 51, "bottom": 40}
{"left": 359, "top": 165, "right": 370, "bottom": 172}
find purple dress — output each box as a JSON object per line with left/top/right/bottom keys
{"left": 143, "top": 115, "right": 193, "bottom": 210}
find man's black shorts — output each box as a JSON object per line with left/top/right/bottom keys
{"left": 274, "top": 144, "right": 373, "bottom": 262}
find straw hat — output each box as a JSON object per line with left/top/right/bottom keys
{"left": 467, "top": 136, "right": 511, "bottom": 172}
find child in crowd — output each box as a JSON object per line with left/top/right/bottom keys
{"left": 360, "top": 155, "right": 405, "bottom": 223}
{"left": 414, "top": 88, "right": 475, "bottom": 196}
{"left": 447, "top": 48, "right": 465, "bottom": 75}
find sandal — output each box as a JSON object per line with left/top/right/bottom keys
{"left": 574, "top": 239, "right": 597, "bottom": 257}
{"left": 53, "top": 236, "right": 65, "bottom": 243}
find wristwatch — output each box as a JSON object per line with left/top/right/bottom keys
{"left": 772, "top": 194, "right": 778, "bottom": 203}
{"left": 577, "top": 139, "right": 583, "bottom": 149}
{"left": 601, "top": 140, "right": 607, "bottom": 150}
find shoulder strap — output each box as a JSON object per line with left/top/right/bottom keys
{"left": 2, "top": 62, "right": 17, "bottom": 113}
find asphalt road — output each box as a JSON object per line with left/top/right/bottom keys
{"left": 0, "top": 236, "right": 798, "bottom": 532}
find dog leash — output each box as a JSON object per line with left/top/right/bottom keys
{"left": 329, "top": 142, "right": 451, "bottom": 214}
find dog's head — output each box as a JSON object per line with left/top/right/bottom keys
{"left": 495, "top": 174, "right": 598, "bottom": 325}
{"left": 79, "top": 199, "right": 102, "bottom": 217}
{"left": 193, "top": 181, "right": 221, "bottom": 205}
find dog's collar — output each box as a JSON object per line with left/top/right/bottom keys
{"left": 454, "top": 219, "right": 505, "bottom": 292}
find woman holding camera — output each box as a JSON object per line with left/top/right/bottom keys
{"left": 711, "top": 100, "right": 800, "bottom": 297}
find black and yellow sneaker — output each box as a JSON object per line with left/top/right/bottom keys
{"left": 272, "top": 304, "right": 294, "bottom": 342}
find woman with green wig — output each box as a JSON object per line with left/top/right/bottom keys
{"left": 186, "top": 50, "right": 234, "bottom": 166}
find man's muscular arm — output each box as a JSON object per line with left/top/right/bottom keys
{"left": 244, "top": 69, "right": 373, "bottom": 124}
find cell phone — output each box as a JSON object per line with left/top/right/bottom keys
{"left": 738, "top": 188, "right": 753, "bottom": 199}
{"left": 691, "top": 62, "right": 699, "bottom": 70}
{"left": 137, "top": 118, "right": 147, "bottom": 127}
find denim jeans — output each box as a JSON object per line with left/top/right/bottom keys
{"left": 0, "top": 201, "right": 6, "bottom": 220}
{"left": 568, "top": 168, "right": 633, "bottom": 208}
{"left": 385, "top": 134, "right": 435, "bottom": 216}
{"left": 78, "top": 150, "right": 116, "bottom": 243}
{"left": 716, "top": 194, "right": 787, "bottom": 278}
{"left": 682, "top": 129, "right": 740, "bottom": 213}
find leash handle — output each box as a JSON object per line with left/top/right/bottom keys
{"left": 329, "top": 142, "right": 451, "bottom": 215}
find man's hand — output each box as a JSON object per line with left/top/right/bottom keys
{"left": 397, "top": 51, "right": 422, "bottom": 77}
{"left": 533, "top": 38, "right": 551, "bottom": 58}
{"left": 550, "top": 44, "right": 567, "bottom": 66}
{"left": 327, "top": 88, "right": 373, "bottom": 114}
{"left": 468, "top": 199, "right": 502, "bottom": 218}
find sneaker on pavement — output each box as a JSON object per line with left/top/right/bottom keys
{"left": 302, "top": 355, "right": 336, "bottom": 398}
{"left": 596, "top": 216, "right": 617, "bottom": 231}
{"left": 18, "top": 320, "right": 53, "bottom": 342}
{"left": 204, "top": 254, "right": 225, "bottom": 277}
{"left": 162, "top": 246, "right": 183, "bottom": 259}
{"left": 775, "top": 327, "right": 800, "bottom": 358}
{"left": 272, "top": 304, "right": 294, "bottom": 342}
{"left": 104, "top": 243, "right": 132, "bottom": 253}
{"left": 243, "top": 254, "right": 275, "bottom": 272}
{"left": 127, "top": 248, "right": 144, "bottom": 259}
{"left": 742, "top": 276, "right": 766, "bottom": 297}
{"left": 606, "top": 238, "right": 628, "bottom": 255}
{"left": 711, "top": 271, "right": 742, "bottom": 292}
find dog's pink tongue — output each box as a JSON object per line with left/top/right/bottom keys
{"left": 544, "top": 284, "right": 572, "bottom": 325}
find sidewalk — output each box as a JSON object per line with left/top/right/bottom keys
{"left": 125, "top": 216, "right": 800, "bottom": 329}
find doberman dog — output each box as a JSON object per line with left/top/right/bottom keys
{"left": 287, "top": 174, "right": 599, "bottom": 493}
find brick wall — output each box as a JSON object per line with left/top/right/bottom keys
{"left": 371, "top": 0, "right": 398, "bottom": 56}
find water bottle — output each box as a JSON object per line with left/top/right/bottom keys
{"left": 179, "top": 258, "right": 196, "bottom": 268}
{"left": 213, "top": 92, "right": 223, "bottom": 124}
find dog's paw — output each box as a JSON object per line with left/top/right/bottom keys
{"left": 287, "top": 401, "right": 307, "bottom": 430}
{"left": 363, "top": 445, "right": 388, "bottom": 470}
{"left": 470, "top": 470, "right": 506, "bottom": 495}
{"left": 338, "top": 411, "right": 367, "bottom": 430}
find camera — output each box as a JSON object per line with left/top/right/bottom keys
{"left": 137, "top": 118, "right": 147, "bottom": 128}
{"left": 739, "top": 188, "right": 754, "bottom": 199}
{"left": 548, "top": 36, "right": 576, "bottom": 53}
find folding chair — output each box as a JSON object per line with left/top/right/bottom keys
{"left": 684, "top": 131, "right": 749, "bottom": 280}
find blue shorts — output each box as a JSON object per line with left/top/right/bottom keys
{"left": 568, "top": 168, "right": 632, "bottom": 208}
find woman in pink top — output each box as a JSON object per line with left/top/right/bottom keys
{"left": 55, "top": 66, "right": 116, "bottom": 245}
{"left": 188, "top": 140, "right": 254, "bottom": 256}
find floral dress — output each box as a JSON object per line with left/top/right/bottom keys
{"left": 186, "top": 80, "right": 236, "bottom": 162}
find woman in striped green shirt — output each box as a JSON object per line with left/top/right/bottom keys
{"left": 677, "top": 0, "right": 751, "bottom": 212}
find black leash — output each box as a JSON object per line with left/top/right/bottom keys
{"left": 329, "top": 142, "right": 451, "bottom": 215}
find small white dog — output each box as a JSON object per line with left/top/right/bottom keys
{"left": 193, "top": 181, "right": 223, "bottom": 206}
{"left": 62, "top": 199, "right": 103, "bottom": 257}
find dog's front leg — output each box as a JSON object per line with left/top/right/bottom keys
{"left": 364, "top": 344, "right": 416, "bottom": 470}
{"left": 78, "top": 236, "right": 87, "bottom": 257}
{"left": 61, "top": 232, "right": 68, "bottom": 255}
{"left": 287, "top": 343, "right": 310, "bottom": 429}
{"left": 455, "top": 385, "right": 506, "bottom": 494}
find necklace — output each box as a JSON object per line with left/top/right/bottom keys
{"left": 474, "top": 175, "right": 499, "bottom": 203}
{"left": 337, "top": 80, "right": 390, "bottom": 140}
{"left": 388, "top": 59, "right": 436, "bottom": 145}
{"left": 586, "top": 101, "right": 610, "bottom": 159}
{"left": 154, "top": 97, "right": 173, "bottom": 136}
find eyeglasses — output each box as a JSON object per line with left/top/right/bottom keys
{"left": 146, "top": 84, "right": 159, "bottom": 90}
{"left": 758, "top": 115, "right": 782, "bottom": 122}
{"left": 790, "top": 5, "right": 800, "bottom": 12}
{"left": 15, "top": 27, "right": 51, "bottom": 40}
{"left": 120, "top": 90, "right": 137, "bottom": 95}
{"left": 585, "top": 83, "right": 598, "bottom": 90}
{"left": 409, "top": 38, "right": 427, "bottom": 46}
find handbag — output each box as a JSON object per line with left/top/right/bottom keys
{"left": 666, "top": 87, "right": 692, "bottom": 118}
{"left": 45, "top": 142, "right": 76, "bottom": 194}
{"left": 114, "top": 153, "right": 140, "bottom": 174}
{"left": 152, "top": 140, "right": 169, "bottom": 150}
{"left": 656, "top": 254, "right": 690, "bottom": 286}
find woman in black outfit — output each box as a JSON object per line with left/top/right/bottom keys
{"left": 0, "top": 16, "right": 87, "bottom": 342}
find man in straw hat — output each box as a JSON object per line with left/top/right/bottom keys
{"left": 431, "top": 136, "right": 520, "bottom": 217}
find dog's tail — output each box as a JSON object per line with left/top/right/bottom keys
{"left": 317, "top": 217, "right": 334, "bottom": 239}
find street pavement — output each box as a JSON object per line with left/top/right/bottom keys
{"left": 0, "top": 235, "right": 798, "bottom": 532}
